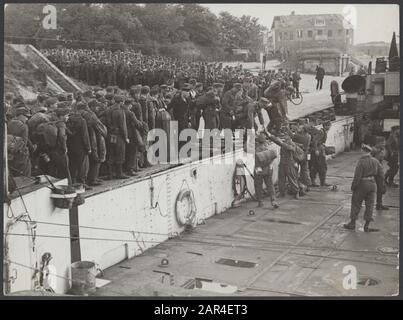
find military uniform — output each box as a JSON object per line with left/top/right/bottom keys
{"left": 254, "top": 135, "right": 278, "bottom": 207}
{"left": 268, "top": 134, "right": 300, "bottom": 198}
{"left": 105, "top": 97, "right": 129, "bottom": 178}
{"left": 67, "top": 109, "right": 91, "bottom": 184}
{"left": 385, "top": 128, "right": 399, "bottom": 187}
{"left": 309, "top": 125, "right": 330, "bottom": 186}
{"left": 348, "top": 153, "right": 383, "bottom": 226}
{"left": 291, "top": 130, "right": 312, "bottom": 188}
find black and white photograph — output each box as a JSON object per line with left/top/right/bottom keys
{"left": 2, "top": 2, "right": 400, "bottom": 300}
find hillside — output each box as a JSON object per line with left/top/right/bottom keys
{"left": 4, "top": 44, "right": 49, "bottom": 99}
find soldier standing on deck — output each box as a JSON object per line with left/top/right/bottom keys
{"left": 266, "top": 131, "right": 301, "bottom": 199}
{"left": 310, "top": 120, "right": 331, "bottom": 187}
{"left": 105, "top": 95, "right": 130, "bottom": 179}
{"left": 254, "top": 133, "right": 279, "bottom": 208}
{"left": 220, "top": 83, "right": 243, "bottom": 130}
{"left": 67, "top": 102, "right": 91, "bottom": 187}
{"left": 384, "top": 125, "right": 399, "bottom": 188}
{"left": 344, "top": 145, "right": 384, "bottom": 232}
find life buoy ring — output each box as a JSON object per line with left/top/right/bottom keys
{"left": 175, "top": 189, "right": 196, "bottom": 226}
{"left": 232, "top": 160, "right": 247, "bottom": 197}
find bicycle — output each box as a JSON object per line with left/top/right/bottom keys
{"left": 286, "top": 87, "right": 303, "bottom": 105}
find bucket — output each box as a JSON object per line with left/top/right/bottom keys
{"left": 72, "top": 183, "right": 85, "bottom": 207}
{"left": 50, "top": 185, "right": 77, "bottom": 209}
{"left": 70, "top": 261, "right": 97, "bottom": 295}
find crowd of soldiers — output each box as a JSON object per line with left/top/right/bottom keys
{"left": 6, "top": 48, "right": 398, "bottom": 223}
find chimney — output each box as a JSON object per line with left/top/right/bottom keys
{"left": 291, "top": 11, "right": 295, "bottom": 15}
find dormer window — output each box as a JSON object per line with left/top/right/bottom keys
{"left": 314, "top": 18, "right": 326, "bottom": 26}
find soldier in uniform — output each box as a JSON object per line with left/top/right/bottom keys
{"left": 67, "top": 102, "right": 92, "bottom": 187}
{"left": 254, "top": 133, "right": 279, "bottom": 208}
{"left": 344, "top": 145, "right": 384, "bottom": 232}
{"left": 48, "top": 107, "right": 72, "bottom": 183}
{"left": 196, "top": 90, "right": 221, "bottom": 131}
{"left": 220, "top": 83, "right": 243, "bottom": 130}
{"left": 310, "top": 120, "right": 331, "bottom": 187}
{"left": 138, "top": 86, "right": 152, "bottom": 167}
{"left": 286, "top": 123, "right": 312, "bottom": 192}
{"left": 105, "top": 95, "right": 130, "bottom": 179}
{"left": 371, "top": 148, "right": 388, "bottom": 210}
{"left": 384, "top": 125, "right": 399, "bottom": 187}
{"left": 267, "top": 131, "right": 301, "bottom": 199}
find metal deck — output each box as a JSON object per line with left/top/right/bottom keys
{"left": 93, "top": 151, "right": 399, "bottom": 297}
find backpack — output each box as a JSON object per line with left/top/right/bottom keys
{"left": 293, "top": 143, "right": 305, "bottom": 163}
{"left": 34, "top": 122, "right": 58, "bottom": 148}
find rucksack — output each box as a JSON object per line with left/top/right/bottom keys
{"left": 35, "top": 122, "right": 58, "bottom": 148}
{"left": 293, "top": 143, "right": 305, "bottom": 163}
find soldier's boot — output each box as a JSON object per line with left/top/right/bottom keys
{"left": 311, "top": 178, "right": 319, "bottom": 187}
{"left": 116, "top": 164, "right": 130, "bottom": 179}
{"left": 299, "top": 189, "right": 306, "bottom": 197}
{"left": 257, "top": 201, "right": 264, "bottom": 208}
{"left": 106, "top": 164, "right": 114, "bottom": 180}
{"left": 271, "top": 200, "right": 279, "bottom": 209}
{"left": 320, "top": 177, "right": 331, "bottom": 187}
{"left": 343, "top": 219, "right": 356, "bottom": 231}
{"left": 376, "top": 204, "right": 389, "bottom": 210}
{"left": 294, "top": 193, "right": 300, "bottom": 200}
{"left": 364, "top": 221, "right": 371, "bottom": 232}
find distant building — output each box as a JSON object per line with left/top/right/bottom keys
{"left": 271, "top": 12, "right": 354, "bottom": 54}
{"left": 270, "top": 12, "right": 354, "bottom": 75}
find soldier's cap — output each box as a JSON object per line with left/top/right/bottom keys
{"left": 97, "top": 96, "right": 107, "bottom": 103}
{"left": 233, "top": 83, "right": 242, "bottom": 89}
{"left": 141, "top": 86, "right": 151, "bottom": 94}
{"left": 160, "top": 84, "right": 168, "bottom": 90}
{"left": 195, "top": 82, "right": 203, "bottom": 89}
{"left": 76, "top": 101, "right": 88, "bottom": 110}
{"left": 258, "top": 97, "right": 270, "bottom": 105}
{"left": 15, "top": 107, "right": 30, "bottom": 117}
{"left": 213, "top": 82, "right": 224, "bottom": 88}
{"left": 124, "top": 98, "right": 134, "bottom": 105}
{"left": 113, "top": 95, "right": 125, "bottom": 103}
{"left": 57, "top": 101, "right": 70, "bottom": 109}
{"left": 45, "top": 97, "right": 58, "bottom": 106}
{"left": 370, "top": 146, "right": 383, "bottom": 157}
{"left": 181, "top": 83, "right": 192, "bottom": 91}
{"left": 106, "top": 86, "right": 114, "bottom": 92}
{"left": 83, "top": 90, "right": 95, "bottom": 98}
{"left": 32, "top": 106, "right": 48, "bottom": 114}
{"left": 88, "top": 99, "right": 98, "bottom": 109}
{"left": 206, "top": 91, "right": 216, "bottom": 98}
{"left": 5, "top": 92, "right": 14, "bottom": 100}
{"left": 105, "top": 93, "right": 114, "bottom": 100}
{"left": 55, "top": 108, "right": 70, "bottom": 117}
{"left": 361, "top": 143, "right": 372, "bottom": 153}
{"left": 37, "top": 93, "right": 48, "bottom": 102}
{"left": 206, "top": 86, "right": 213, "bottom": 91}
{"left": 57, "top": 93, "right": 68, "bottom": 102}
{"left": 256, "top": 132, "right": 267, "bottom": 143}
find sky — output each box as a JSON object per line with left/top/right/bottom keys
{"left": 203, "top": 3, "right": 399, "bottom": 45}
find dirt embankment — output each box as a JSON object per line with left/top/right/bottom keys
{"left": 4, "top": 44, "right": 50, "bottom": 99}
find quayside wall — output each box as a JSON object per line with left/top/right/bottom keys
{"left": 3, "top": 116, "right": 354, "bottom": 294}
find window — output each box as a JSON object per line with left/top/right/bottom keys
{"left": 283, "top": 31, "right": 288, "bottom": 40}
{"left": 346, "top": 29, "right": 349, "bottom": 35}
{"left": 314, "top": 18, "right": 326, "bottom": 26}
{"left": 338, "top": 29, "right": 343, "bottom": 36}
{"left": 289, "top": 32, "right": 294, "bottom": 40}
{"left": 317, "top": 29, "right": 323, "bottom": 36}
{"left": 279, "top": 32, "right": 282, "bottom": 40}
{"left": 308, "top": 30, "right": 313, "bottom": 38}
{"left": 297, "top": 29, "right": 303, "bottom": 38}
{"left": 328, "top": 30, "right": 333, "bottom": 37}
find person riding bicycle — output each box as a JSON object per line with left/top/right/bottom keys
{"left": 291, "top": 69, "right": 301, "bottom": 98}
